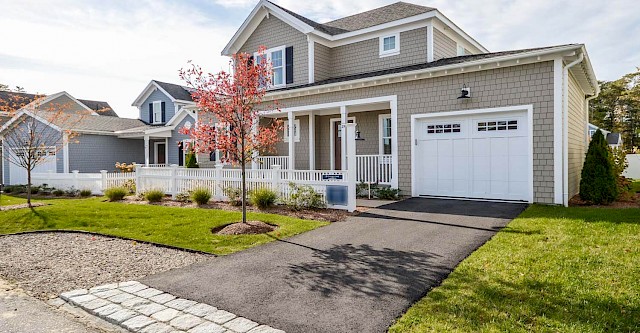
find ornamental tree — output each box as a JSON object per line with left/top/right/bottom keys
{"left": 179, "top": 47, "right": 282, "bottom": 223}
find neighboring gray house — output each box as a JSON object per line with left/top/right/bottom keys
{"left": 588, "top": 123, "right": 623, "bottom": 148}
{"left": 218, "top": 0, "right": 599, "bottom": 206}
{"left": 0, "top": 91, "right": 146, "bottom": 185}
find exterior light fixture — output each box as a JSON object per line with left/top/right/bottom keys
{"left": 355, "top": 127, "right": 365, "bottom": 140}
{"left": 458, "top": 84, "right": 471, "bottom": 99}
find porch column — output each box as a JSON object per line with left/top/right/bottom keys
{"left": 251, "top": 117, "right": 258, "bottom": 170}
{"left": 288, "top": 111, "right": 295, "bottom": 170}
{"left": 144, "top": 135, "right": 150, "bottom": 166}
{"left": 340, "top": 106, "right": 347, "bottom": 170}
{"left": 164, "top": 137, "right": 169, "bottom": 165}
{"left": 308, "top": 112, "right": 315, "bottom": 170}
{"left": 390, "top": 97, "right": 399, "bottom": 188}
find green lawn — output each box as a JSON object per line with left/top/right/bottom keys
{"left": 0, "top": 195, "right": 32, "bottom": 206}
{"left": 390, "top": 205, "right": 640, "bottom": 333}
{"left": 0, "top": 196, "right": 328, "bottom": 255}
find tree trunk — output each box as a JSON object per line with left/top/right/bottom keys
{"left": 27, "top": 168, "right": 32, "bottom": 207}
{"left": 241, "top": 159, "right": 247, "bottom": 224}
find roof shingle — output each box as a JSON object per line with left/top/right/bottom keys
{"left": 153, "top": 80, "right": 194, "bottom": 102}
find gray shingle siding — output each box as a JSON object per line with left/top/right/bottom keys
{"left": 314, "top": 43, "right": 333, "bottom": 82}
{"left": 433, "top": 27, "right": 457, "bottom": 60}
{"left": 239, "top": 16, "right": 308, "bottom": 87}
{"left": 267, "top": 61, "right": 556, "bottom": 203}
{"left": 68, "top": 134, "right": 145, "bottom": 172}
{"left": 167, "top": 114, "right": 195, "bottom": 165}
{"left": 140, "top": 89, "right": 175, "bottom": 125}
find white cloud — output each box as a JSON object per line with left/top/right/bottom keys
{"left": 1, "top": 0, "right": 638, "bottom": 120}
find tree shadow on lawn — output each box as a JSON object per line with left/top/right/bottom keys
{"left": 403, "top": 267, "right": 640, "bottom": 332}
{"left": 282, "top": 240, "right": 451, "bottom": 300}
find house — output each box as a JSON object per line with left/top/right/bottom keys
{"left": 0, "top": 91, "right": 146, "bottom": 185}
{"left": 588, "top": 123, "right": 623, "bottom": 148}
{"left": 217, "top": 0, "right": 599, "bottom": 206}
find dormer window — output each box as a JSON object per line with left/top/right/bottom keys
{"left": 379, "top": 33, "right": 400, "bottom": 57}
{"left": 152, "top": 101, "right": 162, "bottom": 124}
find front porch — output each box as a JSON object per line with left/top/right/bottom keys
{"left": 257, "top": 96, "right": 397, "bottom": 187}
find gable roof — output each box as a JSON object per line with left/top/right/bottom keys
{"left": 0, "top": 91, "right": 119, "bottom": 118}
{"left": 321, "top": 2, "right": 436, "bottom": 34}
{"left": 66, "top": 116, "right": 146, "bottom": 133}
{"left": 131, "top": 80, "right": 194, "bottom": 107}
{"left": 77, "top": 99, "right": 118, "bottom": 117}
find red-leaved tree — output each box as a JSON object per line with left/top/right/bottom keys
{"left": 180, "top": 47, "right": 282, "bottom": 223}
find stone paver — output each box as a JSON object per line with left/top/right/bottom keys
{"left": 58, "top": 281, "right": 284, "bottom": 333}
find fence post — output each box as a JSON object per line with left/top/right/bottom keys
{"left": 271, "top": 164, "right": 281, "bottom": 194}
{"left": 72, "top": 170, "right": 79, "bottom": 190}
{"left": 170, "top": 164, "right": 178, "bottom": 199}
{"left": 214, "top": 164, "right": 223, "bottom": 200}
{"left": 344, "top": 123, "right": 357, "bottom": 212}
{"left": 100, "top": 170, "right": 107, "bottom": 191}
{"left": 134, "top": 164, "right": 141, "bottom": 195}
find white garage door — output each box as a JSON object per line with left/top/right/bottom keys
{"left": 414, "top": 110, "right": 530, "bottom": 201}
{"left": 8, "top": 148, "right": 57, "bottom": 185}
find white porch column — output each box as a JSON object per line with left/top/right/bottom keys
{"left": 251, "top": 117, "right": 259, "bottom": 170}
{"left": 288, "top": 111, "right": 295, "bottom": 170}
{"left": 390, "top": 96, "right": 399, "bottom": 189}
{"left": 164, "top": 137, "right": 169, "bottom": 165}
{"left": 344, "top": 123, "right": 357, "bottom": 212}
{"left": 308, "top": 112, "right": 315, "bottom": 170}
{"left": 144, "top": 135, "right": 150, "bottom": 166}
{"left": 340, "top": 105, "right": 347, "bottom": 170}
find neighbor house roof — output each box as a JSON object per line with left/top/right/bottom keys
{"left": 152, "top": 80, "right": 194, "bottom": 102}
{"left": 0, "top": 91, "right": 119, "bottom": 117}
{"left": 606, "top": 133, "right": 622, "bottom": 145}
{"left": 77, "top": 99, "right": 118, "bottom": 117}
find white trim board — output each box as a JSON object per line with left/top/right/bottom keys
{"left": 410, "top": 104, "right": 534, "bottom": 203}
{"left": 329, "top": 116, "right": 356, "bottom": 170}
{"left": 153, "top": 141, "right": 167, "bottom": 164}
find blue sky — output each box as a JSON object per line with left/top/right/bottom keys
{"left": 0, "top": 0, "right": 638, "bottom": 118}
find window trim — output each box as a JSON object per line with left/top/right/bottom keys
{"left": 283, "top": 119, "right": 300, "bottom": 142}
{"left": 152, "top": 101, "right": 162, "bottom": 124}
{"left": 379, "top": 33, "right": 400, "bottom": 57}
{"left": 379, "top": 114, "right": 392, "bottom": 155}
{"left": 254, "top": 45, "right": 287, "bottom": 88}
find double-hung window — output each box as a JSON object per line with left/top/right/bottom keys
{"left": 380, "top": 115, "right": 392, "bottom": 155}
{"left": 379, "top": 33, "right": 400, "bottom": 57}
{"left": 152, "top": 101, "right": 162, "bottom": 124}
{"left": 255, "top": 46, "right": 286, "bottom": 88}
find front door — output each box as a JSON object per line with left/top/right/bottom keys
{"left": 156, "top": 143, "right": 166, "bottom": 164}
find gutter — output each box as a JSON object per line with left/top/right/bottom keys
{"left": 562, "top": 52, "right": 584, "bottom": 206}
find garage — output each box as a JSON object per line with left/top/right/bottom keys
{"left": 412, "top": 108, "right": 532, "bottom": 202}
{"left": 8, "top": 147, "right": 57, "bottom": 185}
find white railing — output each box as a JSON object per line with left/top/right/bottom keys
{"left": 255, "top": 156, "right": 289, "bottom": 170}
{"left": 32, "top": 170, "right": 135, "bottom": 194}
{"left": 146, "top": 164, "right": 167, "bottom": 168}
{"left": 355, "top": 154, "right": 392, "bottom": 185}
{"left": 136, "top": 165, "right": 353, "bottom": 210}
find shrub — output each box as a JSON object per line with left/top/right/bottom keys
{"left": 579, "top": 130, "right": 617, "bottom": 204}
{"left": 191, "top": 187, "right": 212, "bottom": 205}
{"left": 222, "top": 186, "right": 243, "bottom": 206}
{"left": 376, "top": 187, "right": 400, "bottom": 200}
{"left": 79, "top": 189, "right": 92, "bottom": 197}
{"left": 122, "top": 179, "right": 136, "bottom": 194}
{"left": 282, "top": 183, "right": 325, "bottom": 210}
{"left": 249, "top": 187, "right": 277, "bottom": 210}
{"left": 53, "top": 189, "right": 65, "bottom": 196}
{"left": 175, "top": 191, "right": 191, "bottom": 202}
{"left": 29, "top": 186, "right": 40, "bottom": 194}
{"left": 66, "top": 188, "right": 80, "bottom": 197}
{"left": 356, "top": 182, "right": 380, "bottom": 198}
{"left": 144, "top": 189, "right": 165, "bottom": 202}
{"left": 185, "top": 151, "right": 199, "bottom": 168}
{"left": 104, "top": 186, "right": 128, "bottom": 201}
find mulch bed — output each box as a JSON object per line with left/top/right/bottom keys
{"left": 569, "top": 193, "right": 640, "bottom": 208}
{"left": 0, "top": 202, "right": 47, "bottom": 211}
{"left": 122, "top": 196, "right": 357, "bottom": 222}
{"left": 213, "top": 221, "right": 278, "bottom": 235}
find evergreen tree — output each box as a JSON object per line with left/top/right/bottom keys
{"left": 185, "top": 149, "right": 199, "bottom": 168}
{"left": 579, "top": 130, "right": 618, "bottom": 204}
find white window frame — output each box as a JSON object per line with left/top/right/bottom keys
{"left": 379, "top": 33, "right": 400, "bottom": 57}
{"left": 152, "top": 101, "right": 162, "bottom": 124}
{"left": 379, "top": 114, "right": 392, "bottom": 155}
{"left": 456, "top": 44, "right": 466, "bottom": 56}
{"left": 254, "top": 45, "right": 287, "bottom": 88}
{"left": 153, "top": 142, "right": 166, "bottom": 164}
{"left": 283, "top": 119, "right": 300, "bottom": 142}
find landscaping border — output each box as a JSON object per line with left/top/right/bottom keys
{"left": 0, "top": 230, "right": 216, "bottom": 256}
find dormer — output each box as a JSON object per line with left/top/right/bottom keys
{"left": 132, "top": 80, "right": 195, "bottom": 125}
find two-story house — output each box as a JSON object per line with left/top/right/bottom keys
{"left": 217, "top": 0, "right": 598, "bottom": 206}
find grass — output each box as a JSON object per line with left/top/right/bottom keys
{"left": 631, "top": 179, "right": 640, "bottom": 193}
{"left": 390, "top": 205, "right": 640, "bottom": 333}
{"left": 0, "top": 195, "right": 34, "bottom": 206}
{"left": 0, "top": 196, "right": 328, "bottom": 255}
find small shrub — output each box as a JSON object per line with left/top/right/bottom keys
{"left": 375, "top": 187, "right": 400, "bottom": 200}
{"left": 53, "top": 189, "right": 65, "bottom": 196}
{"left": 104, "top": 186, "right": 128, "bottom": 201}
{"left": 191, "top": 187, "right": 212, "bottom": 205}
{"left": 144, "top": 189, "right": 165, "bottom": 202}
{"left": 580, "top": 130, "right": 617, "bottom": 204}
{"left": 66, "top": 188, "right": 80, "bottom": 197}
{"left": 122, "top": 179, "right": 136, "bottom": 194}
{"left": 3, "top": 186, "right": 15, "bottom": 194}
{"left": 29, "top": 186, "right": 40, "bottom": 194}
{"left": 175, "top": 191, "right": 191, "bottom": 202}
{"left": 283, "top": 183, "right": 325, "bottom": 210}
{"left": 249, "top": 187, "right": 277, "bottom": 210}
{"left": 79, "top": 189, "right": 92, "bottom": 197}
{"left": 185, "top": 151, "right": 199, "bottom": 168}
{"left": 222, "top": 186, "right": 243, "bottom": 206}
{"left": 356, "top": 182, "right": 380, "bottom": 198}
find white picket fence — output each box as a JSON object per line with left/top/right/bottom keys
{"left": 32, "top": 170, "right": 135, "bottom": 195}
{"left": 255, "top": 156, "right": 289, "bottom": 170}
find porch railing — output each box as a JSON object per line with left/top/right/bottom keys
{"left": 355, "top": 154, "right": 393, "bottom": 185}
{"left": 255, "top": 156, "right": 289, "bottom": 170}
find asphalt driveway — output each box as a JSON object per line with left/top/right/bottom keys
{"left": 142, "top": 198, "right": 527, "bottom": 333}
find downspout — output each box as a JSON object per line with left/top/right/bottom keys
{"left": 562, "top": 52, "right": 584, "bottom": 206}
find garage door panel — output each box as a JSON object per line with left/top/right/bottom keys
{"left": 509, "top": 156, "right": 528, "bottom": 180}
{"left": 508, "top": 137, "right": 528, "bottom": 156}
{"left": 472, "top": 156, "right": 490, "bottom": 180}
{"left": 490, "top": 155, "right": 509, "bottom": 181}
{"left": 490, "top": 137, "right": 508, "bottom": 156}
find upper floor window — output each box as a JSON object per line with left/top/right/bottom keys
{"left": 152, "top": 101, "right": 162, "bottom": 124}
{"left": 379, "top": 33, "right": 400, "bottom": 57}
{"left": 255, "top": 46, "right": 287, "bottom": 88}
{"left": 456, "top": 44, "right": 466, "bottom": 56}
